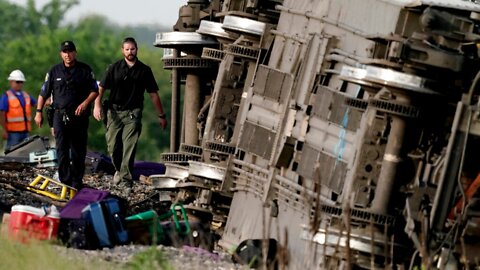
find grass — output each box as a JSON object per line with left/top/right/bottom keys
{"left": 0, "top": 235, "right": 116, "bottom": 270}
{"left": 126, "top": 247, "right": 174, "bottom": 270}
{"left": 0, "top": 224, "right": 173, "bottom": 270}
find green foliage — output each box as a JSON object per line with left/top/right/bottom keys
{"left": 0, "top": 232, "right": 116, "bottom": 270}
{"left": 0, "top": 0, "right": 173, "bottom": 160}
{"left": 126, "top": 247, "right": 173, "bottom": 270}
{"left": 41, "top": 0, "right": 79, "bottom": 30}
{"left": 0, "top": 0, "right": 34, "bottom": 40}
{"left": 135, "top": 46, "right": 172, "bottom": 159}
{"left": 0, "top": 0, "right": 77, "bottom": 41}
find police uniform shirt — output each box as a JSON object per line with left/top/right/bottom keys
{"left": 41, "top": 61, "right": 98, "bottom": 110}
{"left": 100, "top": 59, "right": 158, "bottom": 110}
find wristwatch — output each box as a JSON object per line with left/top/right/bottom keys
{"left": 158, "top": 113, "right": 166, "bottom": 119}
{"left": 36, "top": 108, "right": 43, "bottom": 113}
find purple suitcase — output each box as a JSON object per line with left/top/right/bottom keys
{"left": 60, "top": 188, "right": 110, "bottom": 219}
{"left": 132, "top": 161, "right": 166, "bottom": 180}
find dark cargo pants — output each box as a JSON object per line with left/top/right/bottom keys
{"left": 105, "top": 108, "right": 142, "bottom": 186}
{"left": 53, "top": 111, "right": 89, "bottom": 189}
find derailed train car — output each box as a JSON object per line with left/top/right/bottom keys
{"left": 155, "top": 0, "right": 480, "bottom": 268}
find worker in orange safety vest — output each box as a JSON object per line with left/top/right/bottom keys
{"left": 0, "top": 70, "right": 37, "bottom": 150}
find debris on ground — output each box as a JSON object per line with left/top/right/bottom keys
{"left": 0, "top": 163, "right": 240, "bottom": 269}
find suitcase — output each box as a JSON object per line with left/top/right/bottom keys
{"left": 58, "top": 218, "right": 98, "bottom": 249}
{"left": 4, "top": 135, "right": 50, "bottom": 157}
{"left": 58, "top": 188, "right": 111, "bottom": 249}
{"left": 81, "top": 198, "right": 129, "bottom": 248}
{"left": 102, "top": 198, "right": 129, "bottom": 244}
{"left": 82, "top": 202, "right": 111, "bottom": 247}
{"left": 60, "top": 188, "right": 110, "bottom": 219}
{"left": 132, "top": 161, "right": 166, "bottom": 180}
{"left": 29, "top": 149, "right": 57, "bottom": 168}
{"left": 84, "top": 151, "right": 115, "bottom": 175}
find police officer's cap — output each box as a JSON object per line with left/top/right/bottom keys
{"left": 60, "top": 41, "right": 76, "bottom": 52}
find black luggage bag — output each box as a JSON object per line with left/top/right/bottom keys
{"left": 84, "top": 151, "right": 115, "bottom": 175}
{"left": 58, "top": 188, "right": 111, "bottom": 249}
{"left": 81, "top": 197, "right": 129, "bottom": 248}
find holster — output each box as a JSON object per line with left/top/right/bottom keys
{"left": 45, "top": 106, "right": 54, "bottom": 127}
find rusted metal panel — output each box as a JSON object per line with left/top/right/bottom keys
{"left": 296, "top": 144, "right": 347, "bottom": 195}
{"left": 280, "top": 73, "right": 294, "bottom": 104}
{"left": 311, "top": 85, "right": 363, "bottom": 131}
{"left": 238, "top": 122, "right": 276, "bottom": 160}
{"left": 317, "top": 153, "right": 347, "bottom": 194}
{"left": 253, "top": 65, "right": 268, "bottom": 96}
{"left": 264, "top": 67, "right": 285, "bottom": 101}
{"left": 253, "top": 65, "right": 293, "bottom": 103}
{"left": 297, "top": 144, "right": 320, "bottom": 180}
{"left": 312, "top": 87, "right": 334, "bottom": 121}
{"left": 330, "top": 95, "right": 363, "bottom": 132}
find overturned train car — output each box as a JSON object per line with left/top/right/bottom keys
{"left": 155, "top": 0, "right": 480, "bottom": 268}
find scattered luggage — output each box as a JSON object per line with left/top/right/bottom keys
{"left": 29, "top": 149, "right": 57, "bottom": 167}
{"left": 4, "top": 194, "right": 212, "bottom": 252}
{"left": 132, "top": 161, "right": 166, "bottom": 180}
{"left": 81, "top": 198, "right": 128, "bottom": 248}
{"left": 84, "top": 151, "right": 115, "bottom": 175}
{"left": 8, "top": 205, "right": 60, "bottom": 242}
{"left": 102, "top": 198, "right": 129, "bottom": 244}
{"left": 81, "top": 200, "right": 112, "bottom": 247}
{"left": 57, "top": 188, "right": 128, "bottom": 249}
{"left": 61, "top": 218, "right": 98, "bottom": 249}
{"left": 60, "top": 188, "right": 110, "bottom": 219}
{"left": 58, "top": 188, "right": 111, "bottom": 249}
{"left": 84, "top": 153, "right": 165, "bottom": 178}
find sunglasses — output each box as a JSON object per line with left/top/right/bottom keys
{"left": 15, "top": 81, "right": 24, "bottom": 84}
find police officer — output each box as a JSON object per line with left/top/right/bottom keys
{"left": 93, "top": 37, "right": 167, "bottom": 192}
{"left": 0, "top": 70, "right": 37, "bottom": 149}
{"left": 35, "top": 41, "right": 98, "bottom": 190}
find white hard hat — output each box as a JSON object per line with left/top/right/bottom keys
{"left": 8, "top": 69, "right": 26, "bottom": 82}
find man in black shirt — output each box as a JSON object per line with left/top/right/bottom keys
{"left": 93, "top": 37, "right": 167, "bottom": 191}
{"left": 35, "top": 41, "right": 98, "bottom": 190}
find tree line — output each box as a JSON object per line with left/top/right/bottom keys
{"left": 0, "top": 0, "right": 173, "bottom": 160}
